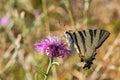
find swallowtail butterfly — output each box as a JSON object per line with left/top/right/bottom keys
{"left": 65, "top": 29, "right": 110, "bottom": 69}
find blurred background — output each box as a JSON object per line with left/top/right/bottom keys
{"left": 0, "top": 0, "right": 120, "bottom": 80}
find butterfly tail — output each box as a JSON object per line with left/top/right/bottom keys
{"left": 83, "top": 52, "right": 97, "bottom": 69}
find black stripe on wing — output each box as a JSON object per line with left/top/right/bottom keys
{"left": 99, "top": 30, "right": 106, "bottom": 39}
{"left": 89, "top": 29, "right": 94, "bottom": 44}
{"left": 83, "top": 30, "right": 86, "bottom": 36}
{"left": 73, "top": 32, "right": 82, "bottom": 54}
{"left": 96, "top": 29, "right": 110, "bottom": 49}
{"left": 78, "top": 31, "right": 86, "bottom": 52}
{"left": 94, "top": 30, "right": 97, "bottom": 37}
{"left": 65, "top": 31, "right": 74, "bottom": 43}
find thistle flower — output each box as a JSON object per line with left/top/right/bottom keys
{"left": 34, "top": 10, "right": 41, "bottom": 17}
{"left": 0, "top": 16, "right": 10, "bottom": 27}
{"left": 34, "top": 36, "right": 71, "bottom": 58}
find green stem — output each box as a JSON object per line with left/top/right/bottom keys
{"left": 34, "top": 73, "right": 38, "bottom": 80}
{"left": 44, "top": 58, "right": 53, "bottom": 80}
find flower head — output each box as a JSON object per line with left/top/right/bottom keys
{"left": 0, "top": 16, "right": 10, "bottom": 27}
{"left": 34, "top": 10, "right": 41, "bottom": 17}
{"left": 34, "top": 36, "right": 71, "bottom": 58}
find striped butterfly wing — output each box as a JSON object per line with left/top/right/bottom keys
{"left": 65, "top": 30, "right": 75, "bottom": 53}
{"left": 80, "top": 29, "right": 110, "bottom": 68}
{"left": 65, "top": 30, "right": 86, "bottom": 57}
{"left": 65, "top": 29, "right": 110, "bottom": 69}
{"left": 82, "top": 29, "right": 110, "bottom": 59}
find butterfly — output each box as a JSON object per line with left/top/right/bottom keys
{"left": 65, "top": 29, "right": 110, "bottom": 69}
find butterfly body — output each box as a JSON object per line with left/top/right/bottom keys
{"left": 65, "top": 29, "right": 110, "bottom": 69}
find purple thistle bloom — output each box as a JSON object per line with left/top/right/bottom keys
{"left": 0, "top": 16, "right": 10, "bottom": 27}
{"left": 34, "top": 36, "right": 71, "bottom": 58}
{"left": 34, "top": 10, "right": 41, "bottom": 17}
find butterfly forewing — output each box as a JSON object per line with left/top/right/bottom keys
{"left": 65, "top": 31, "right": 75, "bottom": 53}
{"left": 97, "top": 30, "right": 110, "bottom": 48}
{"left": 74, "top": 32, "right": 86, "bottom": 57}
